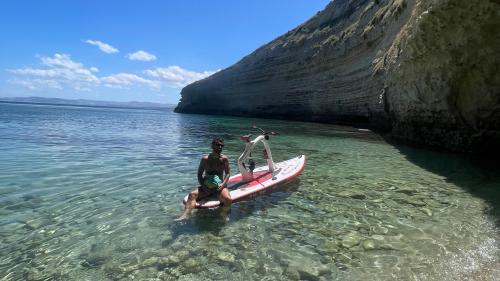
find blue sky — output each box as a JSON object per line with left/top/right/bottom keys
{"left": 0, "top": 0, "right": 330, "bottom": 104}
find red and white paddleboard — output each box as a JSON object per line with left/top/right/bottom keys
{"left": 183, "top": 155, "right": 306, "bottom": 209}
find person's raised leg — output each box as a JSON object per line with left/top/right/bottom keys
{"left": 176, "top": 188, "right": 200, "bottom": 221}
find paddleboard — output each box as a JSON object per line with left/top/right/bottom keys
{"left": 183, "top": 155, "right": 306, "bottom": 208}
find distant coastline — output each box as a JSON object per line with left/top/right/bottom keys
{"left": 0, "top": 97, "right": 173, "bottom": 111}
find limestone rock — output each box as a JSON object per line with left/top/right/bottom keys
{"left": 175, "top": 0, "right": 500, "bottom": 155}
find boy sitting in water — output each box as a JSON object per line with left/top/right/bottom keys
{"left": 177, "top": 137, "right": 231, "bottom": 220}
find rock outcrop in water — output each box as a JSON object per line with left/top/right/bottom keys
{"left": 175, "top": 0, "right": 500, "bottom": 154}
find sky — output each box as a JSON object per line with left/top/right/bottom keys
{"left": 0, "top": 0, "right": 330, "bottom": 105}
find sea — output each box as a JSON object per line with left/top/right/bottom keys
{"left": 1, "top": 102, "right": 499, "bottom": 280}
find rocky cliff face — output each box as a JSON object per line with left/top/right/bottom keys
{"left": 175, "top": 0, "right": 500, "bottom": 154}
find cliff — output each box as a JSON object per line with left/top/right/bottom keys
{"left": 175, "top": 0, "right": 500, "bottom": 154}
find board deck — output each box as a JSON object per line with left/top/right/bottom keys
{"left": 183, "top": 155, "right": 306, "bottom": 208}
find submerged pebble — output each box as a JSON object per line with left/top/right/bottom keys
{"left": 373, "top": 226, "right": 389, "bottom": 234}
{"left": 324, "top": 241, "right": 339, "bottom": 254}
{"left": 141, "top": 257, "right": 159, "bottom": 268}
{"left": 393, "top": 194, "right": 427, "bottom": 207}
{"left": 216, "top": 252, "right": 235, "bottom": 263}
{"left": 395, "top": 188, "right": 416, "bottom": 195}
{"left": 420, "top": 207, "right": 433, "bottom": 216}
{"left": 372, "top": 234, "right": 385, "bottom": 241}
{"left": 25, "top": 218, "right": 50, "bottom": 230}
{"left": 284, "top": 267, "right": 301, "bottom": 280}
{"left": 341, "top": 234, "right": 361, "bottom": 248}
{"left": 338, "top": 191, "right": 367, "bottom": 200}
{"left": 120, "top": 264, "right": 139, "bottom": 273}
{"left": 182, "top": 258, "right": 202, "bottom": 274}
{"left": 362, "top": 239, "right": 376, "bottom": 250}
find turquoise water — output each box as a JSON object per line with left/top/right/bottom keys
{"left": 1, "top": 102, "right": 499, "bottom": 280}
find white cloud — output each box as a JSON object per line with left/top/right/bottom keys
{"left": 84, "top": 39, "right": 119, "bottom": 54}
{"left": 104, "top": 83, "right": 126, "bottom": 89}
{"left": 127, "top": 50, "right": 157, "bottom": 61}
{"left": 9, "top": 78, "right": 63, "bottom": 90}
{"left": 8, "top": 53, "right": 100, "bottom": 90}
{"left": 144, "top": 65, "right": 218, "bottom": 88}
{"left": 41, "top": 53, "right": 84, "bottom": 69}
{"left": 101, "top": 73, "right": 161, "bottom": 89}
{"left": 7, "top": 54, "right": 217, "bottom": 93}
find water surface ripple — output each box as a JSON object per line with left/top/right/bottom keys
{"left": 0, "top": 103, "right": 499, "bottom": 280}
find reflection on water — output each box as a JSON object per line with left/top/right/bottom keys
{"left": 0, "top": 102, "right": 499, "bottom": 280}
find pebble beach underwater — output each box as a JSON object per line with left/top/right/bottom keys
{"left": 1, "top": 102, "right": 499, "bottom": 280}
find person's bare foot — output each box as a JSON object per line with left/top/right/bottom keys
{"left": 175, "top": 213, "right": 189, "bottom": 221}
{"left": 219, "top": 204, "right": 231, "bottom": 222}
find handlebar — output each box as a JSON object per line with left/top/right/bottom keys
{"left": 252, "top": 125, "right": 279, "bottom": 136}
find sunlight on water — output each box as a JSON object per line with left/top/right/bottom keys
{"left": 0, "top": 103, "right": 499, "bottom": 280}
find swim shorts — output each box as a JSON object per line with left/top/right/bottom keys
{"left": 199, "top": 175, "right": 222, "bottom": 195}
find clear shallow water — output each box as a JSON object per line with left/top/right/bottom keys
{"left": 0, "top": 102, "right": 499, "bottom": 281}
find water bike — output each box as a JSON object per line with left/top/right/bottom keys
{"left": 182, "top": 126, "right": 306, "bottom": 208}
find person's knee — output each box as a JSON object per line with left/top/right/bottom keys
{"left": 188, "top": 191, "right": 198, "bottom": 200}
{"left": 220, "top": 192, "right": 231, "bottom": 204}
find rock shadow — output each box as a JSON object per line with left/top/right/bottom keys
{"left": 393, "top": 143, "right": 500, "bottom": 227}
